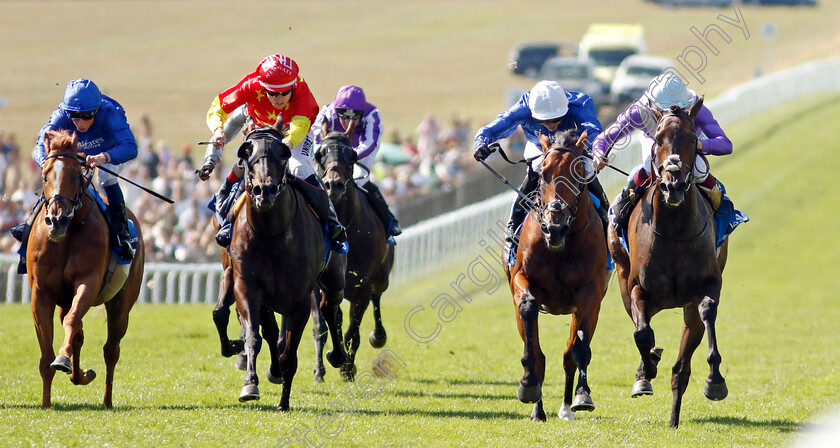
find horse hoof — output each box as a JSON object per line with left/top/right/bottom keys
{"left": 631, "top": 379, "right": 653, "bottom": 397}
{"left": 340, "top": 363, "right": 357, "bottom": 382}
{"left": 221, "top": 340, "right": 245, "bottom": 358}
{"left": 235, "top": 353, "right": 247, "bottom": 371}
{"left": 267, "top": 367, "right": 283, "bottom": 385}
{"left": 558, "top": 403, "right": 575, "bottom": 421}
{"left": 571, "top": 393, "right": 594, "bottom": 412}
{"left": 517, "top": 384, "right": 542, "bottom": 404}
{"left": 85, "top": 369, "right": 97, "bottom": 384}
{"left": 239, "top": 385, "right": 260, "bottom": 402}
{"left": 369, "top": 329, "right": 387, "bottom": 349}
{"left": 50, "top": 355, "right": 72, "bottom": 373}
{"left": 326, "top": 350, "right": 345, "bottom": 368}
{"left": 704, "top": 378, "right": 728, "bottom": 401}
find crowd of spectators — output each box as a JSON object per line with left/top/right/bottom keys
{"left": 0, "top": 111, "right": 520, "bottom": 264}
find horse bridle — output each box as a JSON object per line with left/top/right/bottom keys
{"left": 652, "top": 109, "right": 699, "bottom": 186}
{"left": 317, "top": 145, "right": 356, "bottom": 190}
{"left": 240, "top": 129, "right": 290, "bottom": 200}
{"left": 42, "top": 152, "right": 93, "bottom": 220}
{"left": 538, "top": 145, "right": 586, "bottom": 231}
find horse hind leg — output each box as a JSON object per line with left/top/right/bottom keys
{"left": 102, "top": 293, "right": 136, "bottom": 408}
{"left": 212, "top": 267, "right": 244, "bottom": 358}
{"left": 368, "top": 291, "right": 387, "bottom": 349}
{"left": 310, "top": 289, "right": 327, "bottom": 383}
{"left": 699, "top": 295, "right": 728, "bottom": 401}
{"left": 32, "top": 297, "right": 57, "bottom": 408}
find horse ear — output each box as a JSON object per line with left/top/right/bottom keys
{"left": 539, "top": 133, "right": 550, "bottom": 153}
{"left": 576, "top": 130, "right": 589, "bottom": 150}
{"left": 314, "top": 145, "right": 324, "bottom": 166}
{"left": 689, "top": 95, "right": 704, "bottom": 120}
{"left": 44, "top": 133, "right": 52, "bottom": 154}
{"left": 272, "top": 114, "right": 286, "bottom": 134}
{"left": 651, "top": 107, "right": 663, "bottom": 123}
{"left": 321, "top": 120, "right": 330, "bottom": 139}
{"left": 347, "top": 147, "right": 358, "bottom": 165}
{"left": 237, "top": 141, "right": 253, "bottom": 160}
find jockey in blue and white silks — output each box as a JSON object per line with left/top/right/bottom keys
{"left": 312, "top": 85, "right": 401, "bottom": 237}
{"left": 33, "top": 78, "right": 137, "bottom": 260}
{"left": 473, "top": 80, "right": 609, "bottom": 247}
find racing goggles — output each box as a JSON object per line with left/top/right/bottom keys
{"left": 336, "top": 108, "right": 363, "bottom": 120}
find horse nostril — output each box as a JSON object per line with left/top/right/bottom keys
{"left": 266, "top": 185, "right": 278, "bottom": 196}
{"left": 45, "top": 216, "right": 53, "bottom": 226}
{"left": 252, "top": 185, "right": 262, "bottom": 197}
{"left": 58, "top": 216, "right": 69, "bottom": 227}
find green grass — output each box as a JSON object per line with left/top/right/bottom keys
{"left": 2, "top": 1, "right": 839, "bottom": 166}
{"left": 1, "top": 93, "right": 839, "bottom": 447}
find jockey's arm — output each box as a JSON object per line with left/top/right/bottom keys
{"left": 695, "top": 106, "right": 732, "bottom": 156}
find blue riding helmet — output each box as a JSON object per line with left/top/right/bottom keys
{"left": 61, "top": 79, "right": 102, "bottom": 112}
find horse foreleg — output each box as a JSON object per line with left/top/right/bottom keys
{"left": 277, "top": 306, "right": 309, "bottom": 412}
{"left": 670, "top": 304, "right": 706, "bottom": 428}
{"left": 568, "top": 297, "right": 602, "bottom": 417}
{"left": 237, "top": 289, "right": 262, "bottom": 403}
{"left": 699, "top": 295, "right": 728, "bottom": 401}
{"left": 212, "top": 266, "right": 244, "bottom": 358}
{"left": 341, "top": 289, "right": 372, "bottom": 382}
{"left": 102, "top": 294, "right": 134, "bottom": 409}
{"left": 368, "top": 292, "right": 387, "bottom": 349}
{"left": 629, "top": 284, "right": 659, "bottom": 397}
{"left": 31, "top": 295, "right": 57, "bottom": 409}
{"left": 62, "top": 282, "right": 98, "bottom": 386}
{"left": 258, "top": 306, "right": 283, "bottom": 385}
{"left": 310, "top": 289, "right": 327, "bottom": 383}
{"left": 512, "top": 273, "right": 545, "bottom": 421}
{"left": 321, "top": 291, "right": 347, "bottom": 369}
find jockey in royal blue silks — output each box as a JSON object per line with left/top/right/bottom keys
{"left": 29, "top": 78, "right": 138, "bottom": 260}
{"left": 312, "top": 85, "right": 402, "bottom": 238}
{"left": 473, "top": 80, "right": 611, "bottom": 252}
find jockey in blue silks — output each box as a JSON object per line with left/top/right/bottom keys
{"left": 32, "top": 79, "right": 138, "bottom": 259}
{"left": 473, "top": 80, "right": 610, "bottom": 249}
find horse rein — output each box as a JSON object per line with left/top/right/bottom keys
{"left": 539, "top": 145, "right": 587, "bottom": 232}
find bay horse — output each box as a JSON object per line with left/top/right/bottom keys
{"left": 506, "top": 129, "right": 609, "bottom": 422}
{"left": 607, "top": 98, "right": 729, "bottom": 428}
{"left": 27, "top": 129, "right": 145, "bottom": 408}
{"left": 213, "top": 121, "right": 347, "bottom": 411}
{"left": 312, "top": 132, "right": 395, "bottom": 382}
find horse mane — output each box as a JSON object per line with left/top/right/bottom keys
{"left": 44, "top": 129, "right": 78, "bottom": 155}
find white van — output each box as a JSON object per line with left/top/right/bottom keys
{"left": 579, "top": 24, "right": 646, "bottom": 89}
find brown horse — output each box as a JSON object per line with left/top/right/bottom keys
{"left": 27, "top": 130, "right": 145, "bottom": 408}
{"left": 215, "top": 122, "right": 347, "bottom": 411}
{"left": 607, "top": 98, "right": 729, "bottom": 428}
{"left": 313, "top": 132, "right": 395, "bottom": 382}
{"left": 506, "top": 129, "right": 609, "bottom": 422}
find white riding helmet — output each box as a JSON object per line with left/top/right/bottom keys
{"left": 528, "top": 80, "right": 569, "bottom": 121}
{"left": 646, "top": 72, "right": 696, "bottom": 110}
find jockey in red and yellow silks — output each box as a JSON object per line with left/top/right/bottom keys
{"left": 197, "top": 54, "right": 346, "bottom": 249}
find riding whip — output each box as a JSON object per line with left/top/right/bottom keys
{"left": 92, "top": 163, "right": 174, "bottom": 204}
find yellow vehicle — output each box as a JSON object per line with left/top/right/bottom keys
{"left": 578, "top": 24, "right": 646, "bottom": 88}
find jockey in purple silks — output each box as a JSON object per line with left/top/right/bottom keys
{"left": 312, "top": 85, "right": 402, "bottom": 237}
{"left": 592, "top": 72, "right": 733, "bottom": 232}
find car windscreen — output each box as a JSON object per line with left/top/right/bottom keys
{"left": 588, "top": 49, "right": 637, "bottom": 67}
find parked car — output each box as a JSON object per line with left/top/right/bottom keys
{"left": 537, "top": 57, "right": 607, "bottom": 107}
{"left": 610, "top": 55, "right": 674, "bottom": 105}
{"left": 507, "top": 40, "right": 578, "bottom": 78}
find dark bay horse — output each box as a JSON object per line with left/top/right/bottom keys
{"left": 506, "top": 130, "right": 609, "bottom": 422}
{"left": 27, "top": 130, "right": 145, "bottom": 408}
{"left": 312, "top": 132, "right": 395, "bottom": 382}
{"left": 607, "top": 98, "right": 729, "bottom": 428}
{"left": 213, "top": 122, "right": 347, "bottom": 411}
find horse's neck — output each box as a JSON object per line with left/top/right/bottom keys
{"left": 650, "top": 184, "right": 704, "bottom": 234}
{"left": 335, "top": 183, "right": 361, "bottom": 225}
{"left": 569, "top": 185, "right": 591, "bottom": 232}
{"left": 245, "top": 188, "right": 296, "bottom": 235}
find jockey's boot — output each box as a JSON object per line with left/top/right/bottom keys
{"left": 588, "top": 176, "right": 611, "bottom": 238}
{"left": 505, "top": 170, "right": 540, "bottom": 248}
{"left": 302, "top": 174, "right": 347, "bottom": 248}
{"left": 697, "top": 173, "right": 722, "bottom": 211}
{"left": 612, "top": 178, "right": 647, "bottom": 233}
{"left": 214, "top": 178, "right": 237, "bottom": 247}
{"left": 10, "top": 197, "right": 45, "bottom": 243}
{"left": 361, "top": 181, "right": 402, "bottom": 237}
{"left": 104, "top": 184, "right": 135, "bottom": 260}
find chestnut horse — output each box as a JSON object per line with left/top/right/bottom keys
{"left": 214, "top": 122, "right": 347, "bottom": 411}
{"left": 27, "top": 130, "right": 145, "bottom": 408}
{"left": 506, "top": 130, "right": 609, "bottom": 421}
{"left": 607, "top": 98, "right": 729, "bottom": 428}
{"left": 312, "top": 132, "right": 395, "bottom": 382}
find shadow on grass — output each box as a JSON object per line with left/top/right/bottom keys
{"left": 0, "top": 402, "right": 282, "bottom": 412}
{"left": 412, "top": 378, "right": 518, "bottom": 387}
{"left": 291, "top": 404, "right": 524, "bottom": 420}
{"left": 690, "top": 415, "right": 799, "bottom": 433}
{"left": 389, "top": 389, "right": 512, "bottom": 401}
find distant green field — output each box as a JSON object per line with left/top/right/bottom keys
{"left": 2, "top": 1, "right": 839, "bottom": 166}
{"left": 1, "top": 93, "right": 838, "bottom": 447}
